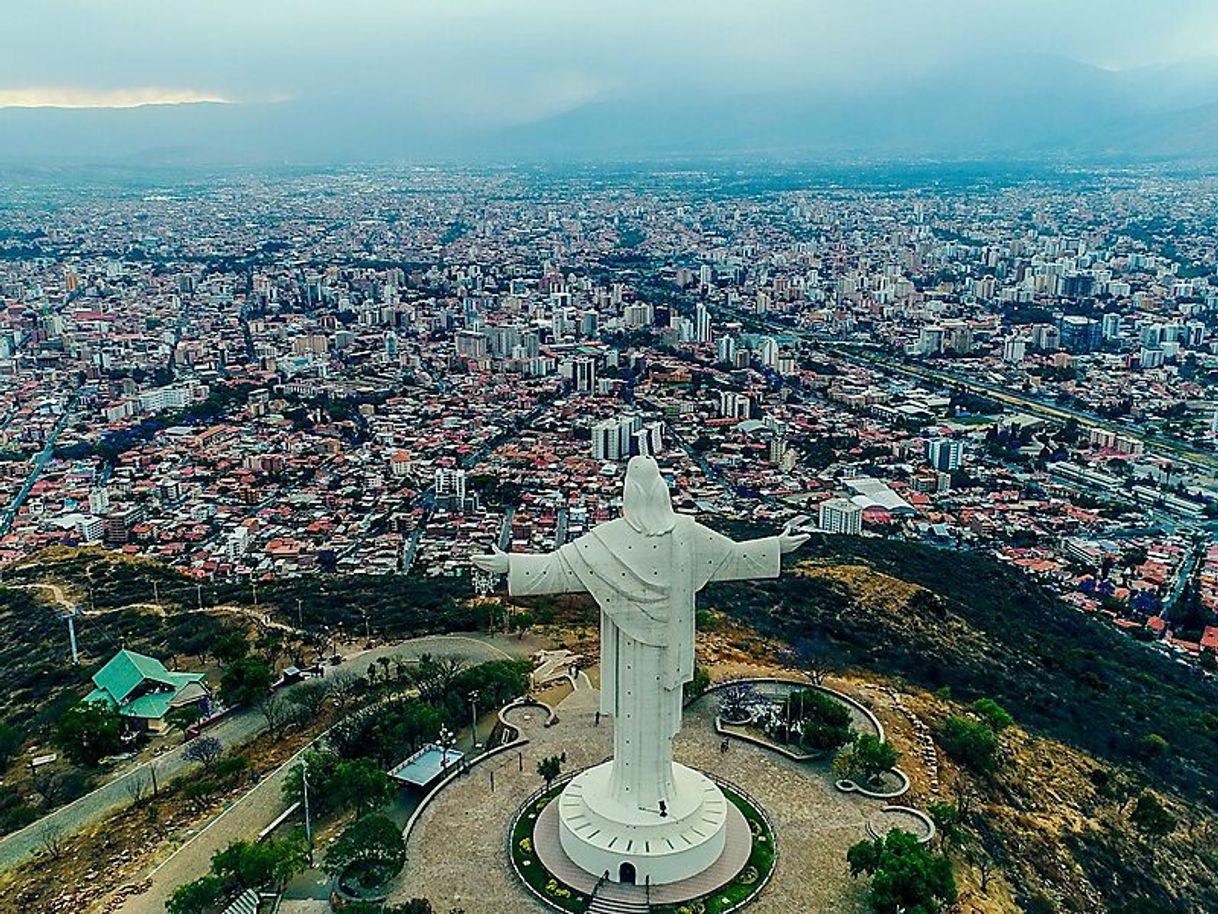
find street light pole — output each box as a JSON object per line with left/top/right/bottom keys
{"left": 469, "top": 689, "right": 480, "bottom": 748}
{"left": 302, "top": 759, "right": 313, "bottom": 865}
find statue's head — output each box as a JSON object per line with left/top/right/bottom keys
{"left": 622, "top": 456, "right": 676, "bottom": 536}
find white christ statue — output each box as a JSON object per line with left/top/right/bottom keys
{"left": 474, "top": 456, "right": 808, "bottom": 886}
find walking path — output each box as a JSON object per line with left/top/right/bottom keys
{"left": 392, "top": 674, "right": 876, "bottom": 914}
{"left": 0, "top": 634, "right": 520, "bottom": 878}
{"left": 109, "top": 633, "right": 528, "bottom": 914}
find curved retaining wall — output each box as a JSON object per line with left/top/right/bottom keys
{"left": 705, "top": 773, "right": 781, "bottom": 914}
{"left": 713, "top": 719, "right": 827, "bottom": 762}
{"left": 697, "top": 676, "right": 886, "bottom": 742}
{"left": 401, "top": 696, "right": 557, "bottom": 849}
{"left": 834, "top": 768, "right": 911, "bottom": 800}
{"left": 507, "top": 774, "right": 581, "bottom": 914}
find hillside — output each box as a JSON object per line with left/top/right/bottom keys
{"left": 701, "top": 533, "right": 1218, "bottom": 914}
{"left": 869, "top": 681, "right": 1218, "bottom": 914}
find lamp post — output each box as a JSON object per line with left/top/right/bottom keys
{"left": 438, "top": 724, "right": 455, "bottom": 769}
{"left": 469, "top": 689, "right": 480, "bottom": 749}
{"left": 302, "top": 758, "right": 313, "bottom": 865}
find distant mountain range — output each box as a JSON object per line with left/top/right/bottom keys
{"left": 4, "top": 54, "right": 1218, "bottom": 166}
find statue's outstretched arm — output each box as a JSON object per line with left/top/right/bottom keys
{"left": 705, "top": 519, "right": 809, "bottom": 583}
{"left": 706, "top": 533, "right": 783, "bottom": 582}
{"left": 472, "top": 545, "right": 588, "bottom": 596}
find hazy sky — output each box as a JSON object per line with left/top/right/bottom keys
{"left": 5, "top": 0, "right": 1218, "bottom": 123}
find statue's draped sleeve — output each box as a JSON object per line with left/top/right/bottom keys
{"left": 506, "top": 550, "right": 588, "bottom": 596}
{"left": 692, "top": 523, "right": 782, "bottom": 587}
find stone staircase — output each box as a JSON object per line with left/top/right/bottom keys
{"left": 587, "top": 882, "right": 649, "bottom": 914}
{"left": 219, "top": 889, "right": 263, "bottom": 914}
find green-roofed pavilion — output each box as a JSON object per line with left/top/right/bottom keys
{"left": 85, "top": 649, "right": 209, "bottom": 732}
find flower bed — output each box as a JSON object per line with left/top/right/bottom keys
{"left": 651, "top": 785, "right": 776, "bottom": 914}
{"left": 508, "top": 783, "right": 588, "bottom": 914}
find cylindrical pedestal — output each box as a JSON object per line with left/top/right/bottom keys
{"left": 556, "top": 761, "right": 728, "bottom": 886}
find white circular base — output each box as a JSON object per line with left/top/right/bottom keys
{"left": 557, "top": 762, "right": 728, "bottom": 886}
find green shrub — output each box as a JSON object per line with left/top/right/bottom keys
{"left": 941, "top": 716, "right": 999, "bottom": 773}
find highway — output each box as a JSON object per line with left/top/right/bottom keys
{"left": 714, "top": 303, "right": 1218, "bottom": 476}
{"left": 827, "top": 344, "right": 1218, "bottom": 474}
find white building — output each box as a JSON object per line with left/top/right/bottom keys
{"left": 819, "top": 498, "right": 863, "bottom": 535}
{"left": 435, "top": 467, "right": 467, "bottom": 504}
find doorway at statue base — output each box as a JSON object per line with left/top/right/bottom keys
{"left": 557, "top": 761, "right": 729, "bottom": 886}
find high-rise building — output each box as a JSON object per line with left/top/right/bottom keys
{"left": 716, "top": 335, "right": 737, "bottom": 364}
{"left": 581, "top": 310, "right": 600, "bottom": 338}
{"left": 1002, "top": 337, "right": 1026, "bottom": 364}
{"left": 435, "top": 468, "right": 467, "bottom": 503}
{"left": 592, "top": 419, "right": 623, "bottom": 461}
{"left": 573, "top": 356, "right": 597, "bottom": 393}
{"left": 633, "top": 422, "right": 664, "bottom": 458}
{"left": 926, "top": 438, "right": 963, "bottom": 472}
{"left": 769, "top": 431, "right": 789, "bottom": 466}
{"left": 719, "top": 391, "right": 752, "bottom": 419}
{"left": 758, "top": 337, "right": 779, "bottom": 368}
{"left": 694, "top": 304, "right": 712, "bottom": 343}
{"left": 455, "top": 330, "right": 488, "bottom": 359}
{"left": 918, "top": 326, "right": 945, "bottom": 356}
{"left": 1058, "top": 315, "right": 1101, "bottom": 354}
{"left": 819, "top": 498, "right": 862, "bottom": 535}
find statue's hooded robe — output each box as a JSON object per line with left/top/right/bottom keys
{"left": 506, "top": 458, "right": 781, "bottom": 807}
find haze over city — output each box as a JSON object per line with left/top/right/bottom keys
{"left": 0, "top": 5, "right": 1217, "bottom": 914}
{"left": 6, "top": 0, "right": 1218, "bottom": 162}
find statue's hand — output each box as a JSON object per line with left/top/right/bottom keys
{"left": 472, "top": 545, "right": 511, "bottom": 575}
{"left": 779, "top": 519, "right": 812, "bottom": 554}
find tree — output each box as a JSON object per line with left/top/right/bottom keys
{"left": 847, "top": 828, "right": 957, "bottom": 914}
{"left": 940, "top": 716, "right": 999, "bottom": 773}
{"left": 792, "top": 631, "right": 841, "bottom": 686}
{"left": 323, "top": 814, "right": 406, "bottom": 886}
{"left": 213, "top": 631, "right": 251, "bottom": 664}
{"left": 509, "top": 610, "right": 536, "bottom": 638}
{"left": 1130, "top": 792, "right": 1176, "bottom": 840}
{"left": 784, "top": 690, "right": 853, "bottom": 752}
{"left": 54, "top": 701, "right": 123, "bottom": 767}
{"left": 1137, "top": 733, "right": 1170, "bottom": 760}
{"left": 38, "top": 822, "right": 67, "bottom": 859}
{"left": 183, "top": 778, "right": 220, "bottom": 810}
{"left": 835, "top": 734, "right": 899, "bottom": 785}
{"left": 283, "top": 751, "right": 394, "bottom": 819}
{"left": 214, "top": 754, "right": 251, "bottom": 782}
{"left": 257, "top": 693, "right": 296, "bottom": 736}
{"left": 537, "top": 754, "right": 564, "bottom": 791}
{"left": 211, "top": 832, "right": 309, "bottom": 893}
{"left": 926, "top": 801, "right": 961, "bottom": 850}
{"left": 287, "top": 680, "right": 331, "bottom": 720}
{"left": 181, "top": 736, "right": 224, "bottom": 772}
{"left": 716, "top": 683, "right": 759, "bottom": 723}
{"left": 0, "top": 722, "right": 23, "bottom": 769}
{"left": 164, "top": 704, "right": 204, "bottom": 737}
{"left": 971, "top": 698, "right": 1013, "bottom": 732}
{"left": 327, "top": 670, "right": 360, "bottom": 713}
{"left": 219, "top": 656, "right": 273, "bottom": 708}
{"left": 333, "top": 757, "right": 396, "bottom": 818}
{"left": 683, "top": 665, "right": 711, "bottom": 701}
{"left": 167, "top": 875, "right": 225, "bottom": 914}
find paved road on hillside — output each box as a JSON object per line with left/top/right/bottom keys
{"left": 0, "top": 634, "right": 517, "bottom": 874}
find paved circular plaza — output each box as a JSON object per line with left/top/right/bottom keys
{"left": 389, "top": 675, "right": 877, "bottom": 914}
